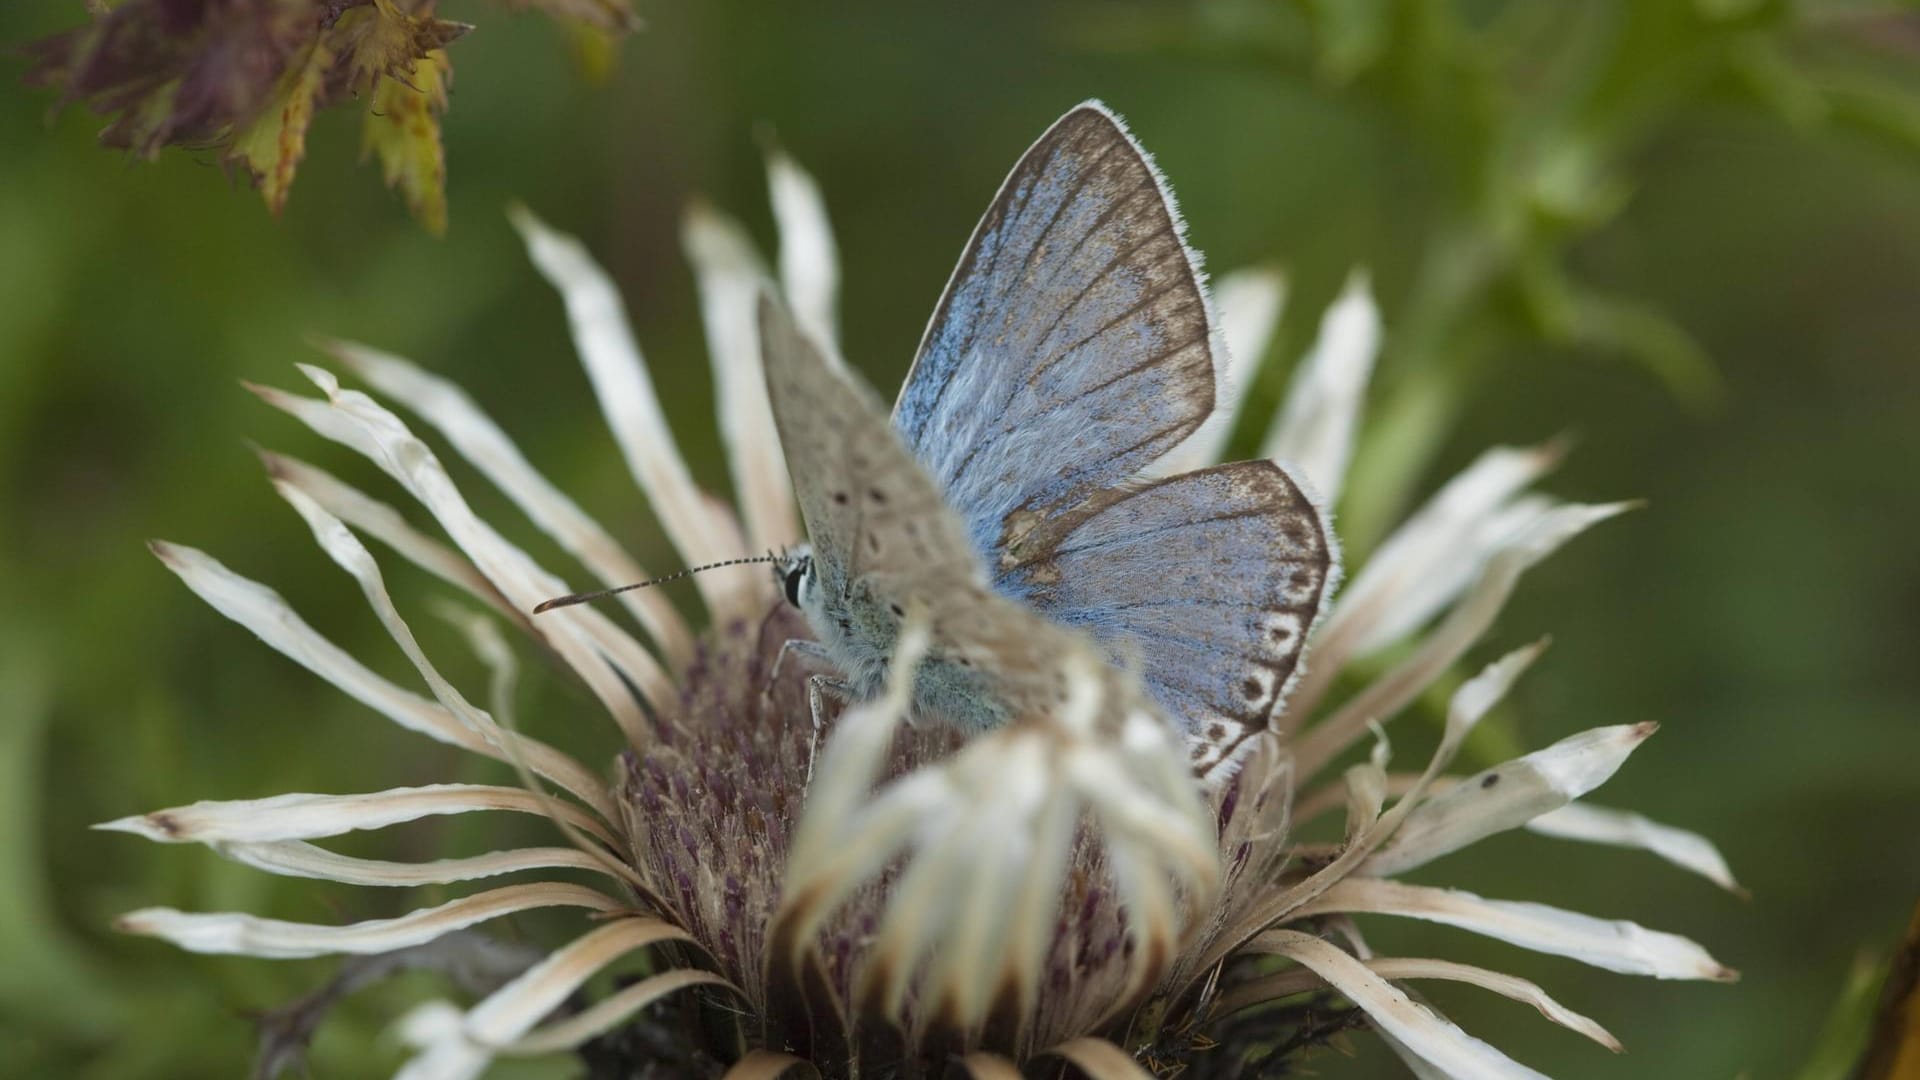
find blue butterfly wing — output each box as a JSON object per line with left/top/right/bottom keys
{"left": 893, "top": 102, "right": 1219, "bottom": 560}
{"left": 999, "top": 461, "right": 1334, "bottom": 779}
{"left": 894, "top": 103, "right": 1335, "bottom": 778}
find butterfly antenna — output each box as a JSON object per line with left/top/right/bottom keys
{"left": 532, "top": 554, "right": 779, "bottom": 614}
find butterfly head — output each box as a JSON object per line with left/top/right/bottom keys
{"left": 774, "top": 545, "right": 818, "bottom": 611}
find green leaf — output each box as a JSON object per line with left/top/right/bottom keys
{"left": 1795, "top": 947, "right": 1897, "bottom": 1080}
{"left": 1854, "top": 904, "right": 1920, "bottom": 1080}
{"left": 1564, "top": 284, "right": 1724, "bottom": 409}
{"left": 0, "top": 637, "right": 123, "bottom": 1040}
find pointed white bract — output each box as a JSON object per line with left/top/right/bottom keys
{"left": 1254, "top": 930, "right": 1550, "bottom": 1079}
{"left": 324, "top": 338, "right": 696, "bottom": 669}
{"left": 501, "top": 968, "right": 733, "bottom": 1055}
{"left": 1364, "top": 722, "right": 1659, "bottom": 877}
{"left": 1526, "top": 801, "right": 1745, "bottom": 894}
{"left": 266, "top": 477, "right": 637, "bottom": 889}
{"left": 278, "top": 364, "right": 661, "bottom": 741}
{"left": 1217, "top": 268, "right": 1288, "bottom": 409}
{"left": 395, "top": 918, "right": 699, "bottom": 1080}
{"left": 1307, "top": 440, "right": 1565, "bottom": 679}
{"left": 118, "top": 882, "right": 622, "bottom": 959}
{"left": 436, "top": 599, "right": 521, "bottom": 726}
{"left": 509, "top": 205, "right": 756, "bottom": 620}
{"left": 767, "top": 148, "right": 841, "bottom": 352}
{"left": 1295, "top": 878, "right": 1736, "bottom": 981}
{"left": 213, "top": 839, "right": 610, "bottom": 887}
{"left": 867, "top": 754, "right": 1042, "bottom": 1020}
{"left": 1290, "top": 500, "right": 1635, "bottom": 760}
{"left": 256, "top": 449, "right": 509, "bottom": 619}
{"left": 1216, "top": 955, "right": 1620, "bottom": 1053}
{"left": 97, "top": 784, "right": 615, "bottom": 847}
{"left": 683, "top": 202, "right": 800, "bottom": 553}
{"left": 1372, "top": 959, "right": 1622, "bottom": 1052}
{"left": 148, "top": 540, "right": 613, "bottom": 819}
{"left": 1184, "top": 642, "right": 1546, "bottom": 981}
{"left": 1262, "top": 270, "right": 1381, "bottom": 505}
{"left": 275, "top": 480, "right": 509, "bottom": 743}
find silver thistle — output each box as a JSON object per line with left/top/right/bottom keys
{"left": 106, "top": 144, "right": 1737, "bottom": 1079}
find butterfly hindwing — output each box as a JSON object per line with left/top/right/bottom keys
{"left": 893, "top": 102, "right": 1220, "bottom": 560}
{"left": 996, "top": 461, "right": 1334, "bottom": 781}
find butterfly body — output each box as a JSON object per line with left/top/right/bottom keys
{"left": 761, "top": 101, "right": 1335, "bottom": 783}
{"left": 776, "top": 546, "right": 1015, "bottom": 733}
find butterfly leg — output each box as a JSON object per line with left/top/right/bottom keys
{"left": 804, "top": 673, "right": 853, "bottom": 786}
{"left": 765, "top": 638, "right": 834, "bottom": 702}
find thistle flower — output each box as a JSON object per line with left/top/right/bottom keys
{"left": 107, "top": 147, "right": 1737, "bottom": 1079}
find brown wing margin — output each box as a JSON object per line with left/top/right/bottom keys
{"left": 891, "top": 102, "right": 1221, "bottom": 545}
{"left": 998, "top": 460, "right": 1335, "bottom": 785}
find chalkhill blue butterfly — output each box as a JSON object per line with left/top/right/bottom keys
{"left": 762, "top": 101, "right": 1335, "bottom": 783}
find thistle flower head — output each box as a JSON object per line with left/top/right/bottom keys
{"left": 109, "top": 143, "right": 1736, "bottom": 1079}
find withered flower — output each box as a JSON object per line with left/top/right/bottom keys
{"left": 21, "top": 0, "right": 638, "bottom": 231}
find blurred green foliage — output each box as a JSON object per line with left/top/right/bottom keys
{"left": 3, "top": 1, "right": 1918, "bottom": 1076}
{"left": 1794, "top": 948, "right": 1894, "bottom": 1080}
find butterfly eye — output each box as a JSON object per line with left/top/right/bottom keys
{"left": 782, "top": 559, "right": 809, "bottom": 607}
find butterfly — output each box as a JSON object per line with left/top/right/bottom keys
{"left": 763, "top": 101, "right": 1334, "bottom": 783}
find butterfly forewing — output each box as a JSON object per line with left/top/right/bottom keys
{"left": 893, "top": 102, "right": 1219, "bottom": 560}
{"left": 759, "top": 297, "right": 980, "bottom": 593}
{"left": 887, "top": 101, "right": 1335, "bottom": 781}
{"left": 759, "top": 296, "right": 1102, "bottom": 729}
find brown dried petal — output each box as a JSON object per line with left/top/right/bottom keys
{"left": 323, "top": 0, "right": 469, "bottom": 95}
{"left": 27, "top": 0, "right": 323, "bottom": 153}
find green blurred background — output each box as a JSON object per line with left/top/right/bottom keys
{"left": 3, "top": 1, "right": 1918, "bottom": 1076}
